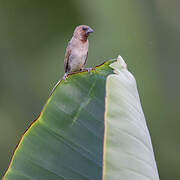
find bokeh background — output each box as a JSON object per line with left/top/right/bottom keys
{"left": 0, "top": 0, "right": 179, "bottom": 179}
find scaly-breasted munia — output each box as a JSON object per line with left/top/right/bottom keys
{"left": 64, "top": 25, "right": 94, "bottom": 77}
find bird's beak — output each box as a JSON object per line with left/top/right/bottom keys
{"left": 86, "top": 27, "right": 94, "bottom": 35}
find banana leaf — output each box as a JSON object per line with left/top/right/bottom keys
{"left": 4, "top": 56, "right": 159, "bottom": 180}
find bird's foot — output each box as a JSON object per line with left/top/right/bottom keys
{"left": 63, "top": 72, "right": 68, "bottom": 80}
{"left": 83, "top": 67, "right": 93, "bottom": 73}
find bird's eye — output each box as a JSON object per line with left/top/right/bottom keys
{"left": 82, "top": 27, "right": 87, "bottom": 31}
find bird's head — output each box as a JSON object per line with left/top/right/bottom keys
{"left": 73, "top": 25, "right": 94, "bottom": 41}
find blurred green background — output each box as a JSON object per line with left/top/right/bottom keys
{"left": 0, "top": 0, "right": 179, "bottom": 179}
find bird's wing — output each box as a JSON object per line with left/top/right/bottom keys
{"left": 64, "top": 44, "right": 71, "bottom": 73}
{"left": 83, "top": 51, "right": 88, "bottom": 67}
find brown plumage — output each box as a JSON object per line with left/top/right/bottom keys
{"left": 64, "top": 25, "right": 94, "bottom": 77}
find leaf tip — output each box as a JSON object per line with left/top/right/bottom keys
{"left": 109, "top": 55, "right": 127, "bottom": 75}
{"left": 117, "top": 55, "right": 127, "bottom": 69}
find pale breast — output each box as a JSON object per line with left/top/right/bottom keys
{"left": 69, "top": 41, "right": 88, "bottom": 72}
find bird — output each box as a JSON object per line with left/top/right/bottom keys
{"left": 64, "top": 25, "right": 94, "bottom": 78}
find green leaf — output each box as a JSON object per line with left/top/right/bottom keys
{"left": 4, "top": 57, "right": 159, "bottom": 180}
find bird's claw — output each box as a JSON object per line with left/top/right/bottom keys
{"left": 88, "top": 67, "right": 93, "bottom": 72}
{"left": 63, "top": 73, "right": 68, "bottom": 80}
{"left": 83, "top": 67, "right": 93, "bottom": 73}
